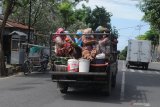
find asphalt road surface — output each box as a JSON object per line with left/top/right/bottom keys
{"left": 0, "top": 60, "right": 160, "bottom": 107}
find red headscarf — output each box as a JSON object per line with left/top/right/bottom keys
{"left": 52, "top": 28, "right": 65, "bottom": 41}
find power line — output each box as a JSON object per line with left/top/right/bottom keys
{"left": 117, "top": 24, "right": 149, "bottom": 30}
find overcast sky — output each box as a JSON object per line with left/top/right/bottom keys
{"left": 77, "top": 0, "right": 150, "bottom": 50}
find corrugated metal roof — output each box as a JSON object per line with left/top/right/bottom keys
{"left": 9, "top": 31, "right": 27, "bottom": 36}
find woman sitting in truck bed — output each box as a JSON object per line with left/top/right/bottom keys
{"left": 81, "top": 28, "right": 97, "bottom": 61}
{"left": 53, "top": 28, "right": 74, "bottom": 57}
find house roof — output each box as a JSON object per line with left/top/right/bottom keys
{"left": 0, "top": 16, "right": 34, "bottom": 30}
{"left": 9, "top": 31, "right": 27, "bottom": 36}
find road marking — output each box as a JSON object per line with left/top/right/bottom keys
{"left": 138, "top": 70, "right": 144, "bottom": 73}
{"left": 130, "top": 69, "right": 135, "bottom": 72}
{"left": 155, "top": 71, "right": 160, "bottom": 74}
{"left": 120, "top": 61, "right": 126, "bottom": 101}
{"left": 132, "top": 102, "right": 151, "bottom": 107}
{"left": 121, "top": 69, "right": 126, "bottom": 72}
{"left": 122, "top": 61, "right": 126, "bottom": 70}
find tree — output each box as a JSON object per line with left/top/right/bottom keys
{"left": 0, "top": 0, "right": 17, "bottom": 76}
{"left": 119, "top": 46, "right": 127, "bottom": 60}
{"left": 85, "top": 6, "right": 112, "bottom": 30}
{"left": 111, "top": 26, "right": 119, "bottom": 38}
{"left": 138, "top": 0, "right": 160, "bottom": 31}
{"left": 136, "top": 29, "right": 159, "bottom": 49}
{"left": 10, "top": 0, "right": 59, "bottom": 34}
{"left": 57, "top": 1, "right": 75, "bottom": 29}
{"left": 9, "top": 0, "right": 88, "bottom": 33}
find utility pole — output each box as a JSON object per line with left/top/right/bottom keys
{"left": 136, "top": 24, "right": 143, "bottom": 36}
{"left": 27, "top": 0, "right": 31, "bottom": 54}
{"left": 28, "top": 0, "right": 31, "bottom": 44}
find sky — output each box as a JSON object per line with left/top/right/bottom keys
{"left": 77, "top": 0, "right": 150, "bottom": 51}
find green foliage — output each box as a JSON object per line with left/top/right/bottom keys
{"left": 139, "top": 0, "right": 160, "bottom": 30}
{"left": 8, "top": 0, "right": 60, "bottom": 34}
{"left": 73, "top": 5, "right": 89, "bottom": 22}
{"left": 3, "top": 0, "right": 119, "bottom": 42}
{"left": 136, "top": 29, "right": 159, "bottom": 46}
{"left": 119, "top": 46, "right": 127, "bottom": 60}
{"left": 111, "top": 26, "right": 119, "bottom": 38}
{"left": 85, "top": 6, "right": 112, "bottom": 30}
{"left": 136, "top": 34, "right": 147, "bottom": 40}
{"left": 119, "top": 54, "right": 126, "bottom": 60}
{"left": 57, "top": 1, "right": 75, "bottom": 29}
{"left": 67, "top": 21, "right": 87, "bottom": 32}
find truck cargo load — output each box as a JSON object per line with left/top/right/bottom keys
{"left": 51, "top": 27, "right": 118, "bottom": 96}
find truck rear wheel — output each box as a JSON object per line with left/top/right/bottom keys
{"left": 145, "top": 64, "right": 148, "bottom": 70}
{"left": 126, "top": 64, "right": 130, "bottom": 69}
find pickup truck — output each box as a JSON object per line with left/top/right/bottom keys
{"left": 51, "top": 33, "right": 118, "bottom": 96}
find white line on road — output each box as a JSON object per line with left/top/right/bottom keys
{"left": 122, "top": 61, "right": 126, "bottom": 69}
{"left": 130, "top": 69, "right": 135, "bottom": 72}
{"left": 121, "top": 69, "right": 126, "bottom": 72}
{"left": 138, "top": 70, "right": 144, "bottom": 73}
{"left": 120, "top": 61, "right": 126, "bottom": 101}
{"left": 120, "top": 71, "right": 125, "bottom": 100}
{"left": 155, "top": 71, "right": 160, "bottom": 74}
{"left": 132, "top": 102, "right": 151, "bottom": 107}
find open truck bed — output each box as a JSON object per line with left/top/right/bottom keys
{"left": 51, "top": 62, "right": 117, "bottom": 95}
{"left": 50, "top": 32, "right": 118, "bottom": 96}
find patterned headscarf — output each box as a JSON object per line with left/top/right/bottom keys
{"left": 52, "top": 28, "right": 64, "bottom": 41}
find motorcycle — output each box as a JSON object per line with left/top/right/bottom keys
{"left": 39, "top": 55, "right": 49, "bottom": 72}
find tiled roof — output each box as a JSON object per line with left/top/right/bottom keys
{"left": 0, "top": 18, "right": 34, "bottom": 30}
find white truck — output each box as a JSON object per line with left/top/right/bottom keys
{"left": 126, "top": 40, "right": 151, "bottom": 70}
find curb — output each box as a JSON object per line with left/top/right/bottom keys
{"left": 2, "top": 66, "right": 23, "bottom": 77}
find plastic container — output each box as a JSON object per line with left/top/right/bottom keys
{"left": 79, "top": 59, "right": 90, "bottom": 72}
{"left": 96, "top": 53, "right": 105, "bottom": 59}
{"left": 67, "top": 59, "right": 79, "bottom": 72}
{"left": 93, "top": 53, "right": 106, "bottom": 64}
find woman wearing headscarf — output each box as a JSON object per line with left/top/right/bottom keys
{"left": 81, "top": 28, "right": 97, "bottom": 60}
{"left": 52, "top": 28, "right": 66, "bottom": 55}
{"left": 95, "top": 26, "right": 110, "bottom": 54}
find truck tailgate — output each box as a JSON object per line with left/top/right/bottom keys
{"left": 51, "top": 72, "right": 109, "bottom": 84}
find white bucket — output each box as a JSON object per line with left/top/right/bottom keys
{"left": 79, "top": 59, "right": 90, "bottom": 72}
{"left": 67, "top": 59, "right": 79, "bottom": 72}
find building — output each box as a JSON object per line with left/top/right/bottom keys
{"left": 0, "top": 16, "right": 34, "bottom": 64}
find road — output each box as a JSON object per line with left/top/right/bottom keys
{"left": 0, "top": 60, "right": 160, "bottom": 107}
